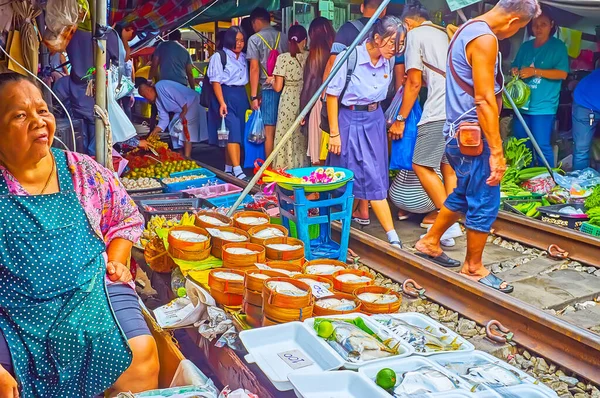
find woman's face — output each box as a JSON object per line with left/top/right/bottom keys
{"left": 122, "top": 27, "right": 136, "bottom": 42}
{"left": 375, "top": 33, "right": 400, "bottom": 60}
{"left": 532, "top": 15, "right": 553, "bottom": 40}
{"left": 138, "top": 85, "right": 157, "bottom": 102}
{"left": 0, "top": 80, "right": 55, "bottom": 166}
{"left": 234, "top": 32, "right": 245, "bottom": 53}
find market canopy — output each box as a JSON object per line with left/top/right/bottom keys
{"left": 541, "top": 0, "right": 600, "bottom": 18}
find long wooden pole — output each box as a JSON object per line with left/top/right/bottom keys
{"left": 94, "top": 0, "right": 108, "bottom": 166}
{"left": 226, "top": 0, "right": 392, "bottom": 216}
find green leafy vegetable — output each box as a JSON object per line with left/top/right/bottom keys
{"left": 584, "top": 185, "right": 600, "bottom": 211}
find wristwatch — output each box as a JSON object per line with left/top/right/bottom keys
{"left": 251, "top": 95, "right": 259, "bottom": 101}
{"left": 396, "top": 114, "right": 406, "bottom": 122}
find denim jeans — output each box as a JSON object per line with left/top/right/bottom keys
{"left": 512, "top": 113, "right": 556, "bottom": 168}
{"left": 572, "top": 101, "right": 600, "bottom": 170}
{"left": 444, "top": 139, "right": 501, "bottom": 233}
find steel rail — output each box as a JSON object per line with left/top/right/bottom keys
{"left": 493, "top": 211, "right": 600, "bottom": 267}
{"left": 332, "top": 226, "right": 600, "bottom": 384}
{"left": 197, "top": 162, "right": 600, "bottom": 383}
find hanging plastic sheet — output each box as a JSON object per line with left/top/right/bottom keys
{"left": 108, "top": 66, "right": 137, "bottom": 144}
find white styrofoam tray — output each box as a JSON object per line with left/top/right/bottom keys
{"left": 428, "top": 351, "right": 557, "bottom": 397}
{"left": 370, "top": 312, "right": 475, "bottom": 356}
{"left": 303, "top": 313, "right": 414, "bottom": 370}
{"left": 239, "top": 322, "right": 344, "bottom": 391}
{"left": 288, "top": 370, "right": 389, "bottom": 398}
{"left": 475, "top": 384, "right": 558, "bottom": 398}
{"left": 359, "top": 356, "right": 472, "bottom": 397}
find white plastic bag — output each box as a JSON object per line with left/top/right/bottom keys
{"left": 108, "top": 67, "right": 136, "bottom": 144}
{"left": 42, "top": 0, "right": 82, "bottom": 52}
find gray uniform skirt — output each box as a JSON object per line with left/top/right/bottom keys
{"left": 327, "top": 107, "right": 389, "bottom": 201}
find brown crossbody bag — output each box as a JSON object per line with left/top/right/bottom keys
{"left": 447, "top": 20, "right": 503, "bottom": 156}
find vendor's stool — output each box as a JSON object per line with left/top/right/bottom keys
{"left": 275, "top": 180, "right": 354, "bottom": 262}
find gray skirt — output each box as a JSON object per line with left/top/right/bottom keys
{"left": 412, "top": 120, "right": 449, "bottom": 168}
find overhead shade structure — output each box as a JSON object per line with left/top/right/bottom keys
{"left": 110, "top": 0, "right": 212, "bottom": 30}
{"left": 541, "top": 0, "right": 600, "bottom": 18}
{"left": 183, "top": 0, "right": 279, "bottom": 26}
{"left": 445, "top": 0, "right": 480, "bottom": 11}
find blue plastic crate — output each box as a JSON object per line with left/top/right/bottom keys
{"left": 162, "top": 168, "right": 217, "bottom": 192}
{"left": 204, "top": 193, "right": 253, "bottom": 211}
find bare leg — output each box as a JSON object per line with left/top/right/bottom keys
{"left": 370, "top": 199, "right": 395, "bottom": 233}
{"left": 183, "top": 142, "right": 192, "bottom": 159}
{"left": 224, "top": 148, "right": 232, "bottom": 169}
{"left": 441, "top": 162, "right": 457, "bottom": 196}
{"left": 108, "top": 335, "right": 159, "bottom": 397}
{"left": 227, "top": 143, "right": 241, "bottom": 167}
{"left": 415, "top": 206, "right": 461, "bottom": 256}
{"left": 413, "top": 163, "right": 447, "bottom": 209}
{"left": 353, "top": 200, "right": 369, "bottom": 219}
{"left": 460, "top": 229, "right": 508, "bottom": 289}
{"left": 265, "top": 125, "right": 276, "bottom": 157}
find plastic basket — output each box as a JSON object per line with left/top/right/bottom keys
{"left": 125, "top": 178, "right": 166, "bottom": 196}
{"left": 162, "top": 168, "right": 218, "bottom": 192}
{"left": 131, "top": 192, "right": 184, "bottom": 205}
{"left": 204, "top": 193, "right": 253, "bottom": 211}
{"left": 580, "top": 222, "right": 600, "bottom": 237}
{"left": 537, "top": 204, "right": 589, "bottom": 230}
{"left": 181, "top": 183, "right": 243, "bottom": 199}
{"left": 140, "top": 198, "right": 202, "bottom": 222}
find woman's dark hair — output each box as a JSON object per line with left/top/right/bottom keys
{"left": 222, "top": 27, "right": 245, "bottom": 51}
{"left": 288, "top": 24, "right": 308, "bottom": 58}
{"left": 250, "top": 7, "right": 270, "bottom": 24}
{"left": 369, "top": 15, "right": 406, "bottom": 53}
{"left": 401, "top": 1, "right": 430, "bottom": 21}
{"left": 240, "top": 17, "right": 255, "bottom": 52}
{"left": 169, "top": 29, "right": 182, "bottom": 41}
{"left": 299, "top": 17, "right": 335, "bottom": 112}
{"left": 0, "top": 72, "right": 37, "bottom": 93}
{"left": 134, "top": 77, "right": 151, "bottom": 89}
{"left": 526, "top": 7, "right": 558, "bottom": 37}
{"left": 215, "top": 30, "right": 227, "bottom": 51}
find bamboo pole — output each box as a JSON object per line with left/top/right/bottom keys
{"left": 94, "top": 0, "right": 108, "bottom": 166}
{"left": 226, "top": 0, "right": 392, "bottom": 216}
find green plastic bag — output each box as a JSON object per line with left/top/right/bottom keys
{"left": 503, "top": 75, "right": 531, "bottom": 110}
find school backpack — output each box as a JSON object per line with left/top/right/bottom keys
{"left": 256, "top": 32, "right": 280, "bottom": 76}
{"left": 199, "top": 49, "right": 227, "bottom": 108}
{"left": 320, "top": 48, "right": 359, "bottom": 134}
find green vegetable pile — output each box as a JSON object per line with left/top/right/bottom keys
{"left": 511, "top": 197, "right": 550, "bottom": 218}
{"left": 502, "top": 75, "right": 531, "bottom": 110}
{"left": 584, "top": 186, "right": 600, "bottom": 226}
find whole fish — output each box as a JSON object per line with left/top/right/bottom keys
{"left": 236, "top": 216, "right": 268, "bottom": 225}
{"left": 357, "top": 292, "right": 398, "bottom": 304}
{"left": 253, "top": 227, "right": 284, "bottom": 239}
{"left": 462, "top": 362, "right": 522, "bottom": 389}
{"left": 207, "top": 228, "right": 248, "bottom": 242}
{"left": 326, "top": 320, "right": 396, "bottom": 362}
{"left": 335, "top": 274, "right": 372, "bottom": 284}
{"left": 305, "top": 264, "right": 345, "bottom": 275}
{"left": 394, "top": 366, "right": 459, "bottom": 397}
{"left": 375, "top": 317, "right": 462, "bottom": 353}
{"left": 266, "top": 281, "right": 308, "bottom": 296}
{"left": 315, "top": 298, "right": 356, "bottom": 311}
{"left": 198, "top": 215, "right": 227, "bottom": 226}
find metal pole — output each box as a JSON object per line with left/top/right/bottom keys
{"left": 503, "top": 89, "right": 556, "bottom": 181}
{"left": 94, "top": 0, "right": 108, "bottom": 166}
{"left": 226, "top": 0, "right": 392, "bottom": 216}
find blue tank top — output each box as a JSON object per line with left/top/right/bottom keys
{"left": 444, "top": 20, "right": 503, "bottom": 137}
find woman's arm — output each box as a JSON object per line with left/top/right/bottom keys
{"left": 519, "top": 67, "right": 568, "bottom": 80}
{"left": 273, "top": 75, "right": 284, "bottom": 93}
{"left": 212, "top": 82, "right": 227, "bottom": 116}
{"left": 327, "top": 94, "right": 341, "bottom": 155}
{"left": 107, "top": 238, "right": 133, "bottom": 264}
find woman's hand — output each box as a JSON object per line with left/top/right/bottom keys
{"left": 219, "top": 103, "right": 228, "bottom": 117}
{"left": 519, "top": 67, "right": 536, "bottom": 79}
{"left": 328, "top": 132, "right": 342, "bottom": 156}
{"left": 138, "top": 139, "right": 149, "bottom": 150}
{"left": 265, "top": 76, "right": 275, "bottom": 85}
{"left": 389, "top": 121, "right": 405, "bottom": 140}
{"left": 0, "top": 366, "right": 18, "bottom": 398}
{"left": 106, "top": 261, "right": 133, "bottom": 283}
{"left": 511, "top": 67, "right": 519, "bottom": 77}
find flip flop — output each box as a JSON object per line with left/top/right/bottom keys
{"left": 415, "top": 251, "right": 461, "bottom": 268}
{"left": 352, "top": 217, "right": 371, "bottom": 226}
{"left": 478, "top": 273, "right": 514, "bottom": 294}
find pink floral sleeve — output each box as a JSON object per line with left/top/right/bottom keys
{"left": 66, "top": 152, "right": 143, "bottom": 245}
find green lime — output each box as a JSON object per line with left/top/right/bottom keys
{"left": 177, "top": 287, "right": 187, "bottom": 298}
{"left": 317, "top": 320, "right": 334, "bottom": 339}
{"left": 376, "top": 368, "right": 396, "bottom": 390}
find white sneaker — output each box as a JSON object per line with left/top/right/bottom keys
{"left": 427, "top": 223, "right": 462, "bottom": 240}
{"left": 420, "top": 234, "right": 456, "bottom": 247}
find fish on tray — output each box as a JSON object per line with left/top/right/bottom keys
{"left": 325, "top": 320, "right": 398, "bottom": 362}
{"left": 206, "top": 228, "right": 248, "bottom": 242}
{"left": 315, "top": 298, "right": 356, "bottom": 311}
{"left": 305, "top": 264, "right": 345, "bottom": 275}
{"left": 266, "top": 281, "right": 308, "bottom": 296}
{"left": 443, "top": 361, "right": 523, "bottom": 390}
{"left": 357, "top": 292, "right": 398, "bottom": 304}
{"left": 394, "top": 366, "right": 460, "bottom": 397}
{"left": 266, "top": 243, "right": 303, "bottom": 251}
{"left": 252, "top": 227, "right": 285, "bottom": 239}
{"left": 335, "top": 273, "right": 372, "bottom": 284}
{"left": 374, "top": 317, "right": 462, "bottom": 353}
{"left": 236, "top": 216, "right": 268, "bottom": 225}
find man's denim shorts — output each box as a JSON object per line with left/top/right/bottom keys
{"left": 261, "top": 88, "right": 281, "bottom": 126}
{"left": 444, "top": 139, "right": 501, "bottom": 233}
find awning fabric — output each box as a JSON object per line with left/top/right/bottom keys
{"left": 182, "top": 0, "right": 279, "bottom": 27}
{"left": 445, "top": 0, "right": 480, "bottom": 11}
{"left": 541, "top": 0, "right": 600, "bottom": 18}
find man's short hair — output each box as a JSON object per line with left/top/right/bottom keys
{"left": 169, "top": 29, "right": 182, "bottom": 41}
{"left": 250, "top": 7, "right": 271, "bottom": 23}
{"left": 401, "top": 1, "right": 430, "bottom": 20}
{"left": 497, "top": 0, "right": 541, "bottom": 19}
{"left": 363, "top": 0, "right": 384, "bottom": 9}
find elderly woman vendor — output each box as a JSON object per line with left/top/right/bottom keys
{"left": 0, "top": 73, "right": 159, "bottom": 397}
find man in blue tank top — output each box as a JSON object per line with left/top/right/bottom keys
{"left": 415, "top": 0, "right": 541, "bottom": 294}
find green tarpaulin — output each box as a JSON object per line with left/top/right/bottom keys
{"left": 445, "top": 0, "right": 480, "bottom": 11}
{"left": 185, "top": 0, "right": 280, "bottom": 26}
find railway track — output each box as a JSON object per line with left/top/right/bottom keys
{"left": 197, "top": 161, "right": 600, "bottom": 388}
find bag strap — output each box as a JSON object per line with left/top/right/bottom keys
{"left": 339, "top": 48, "right": 358, "bottom": 102}
{"left": 274, "top": 33, "right": 280, "bottom": 50}
{"left": 217, "top": 49, "right": 227, "bottom": 69}
{"left": 256, "top": 33, "right": 273, "bottom": 51}
{"left": 447, "top": 20, "right": 486, "bottom": 98}
{"left": 423, "top": 60, "right": 446, "bottom": 78}
{"left": 349, "top": 19, "right": 365, "bottom": 34}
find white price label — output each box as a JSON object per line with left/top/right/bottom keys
{"left": 310, "top": 283, "right": 335, "bottom": 299}
{"left": 277, "top": 349, "right": 313, "bottom": 370}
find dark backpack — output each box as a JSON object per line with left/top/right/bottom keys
{"left": 320, "top": 48, "right": 358, "bottom": 134}
{"left": 200, "top": 50, "right": 227, "bottom": 108}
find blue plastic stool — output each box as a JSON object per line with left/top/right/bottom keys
{"left": 275, "top": 180, "right": 354, "bottom": 261}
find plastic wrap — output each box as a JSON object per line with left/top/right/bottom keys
{"left": 246, "top": 110, "right": 265, "bottom": 144}
{"left": 42, "top": 0, "right": 82, "bottom": 52}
